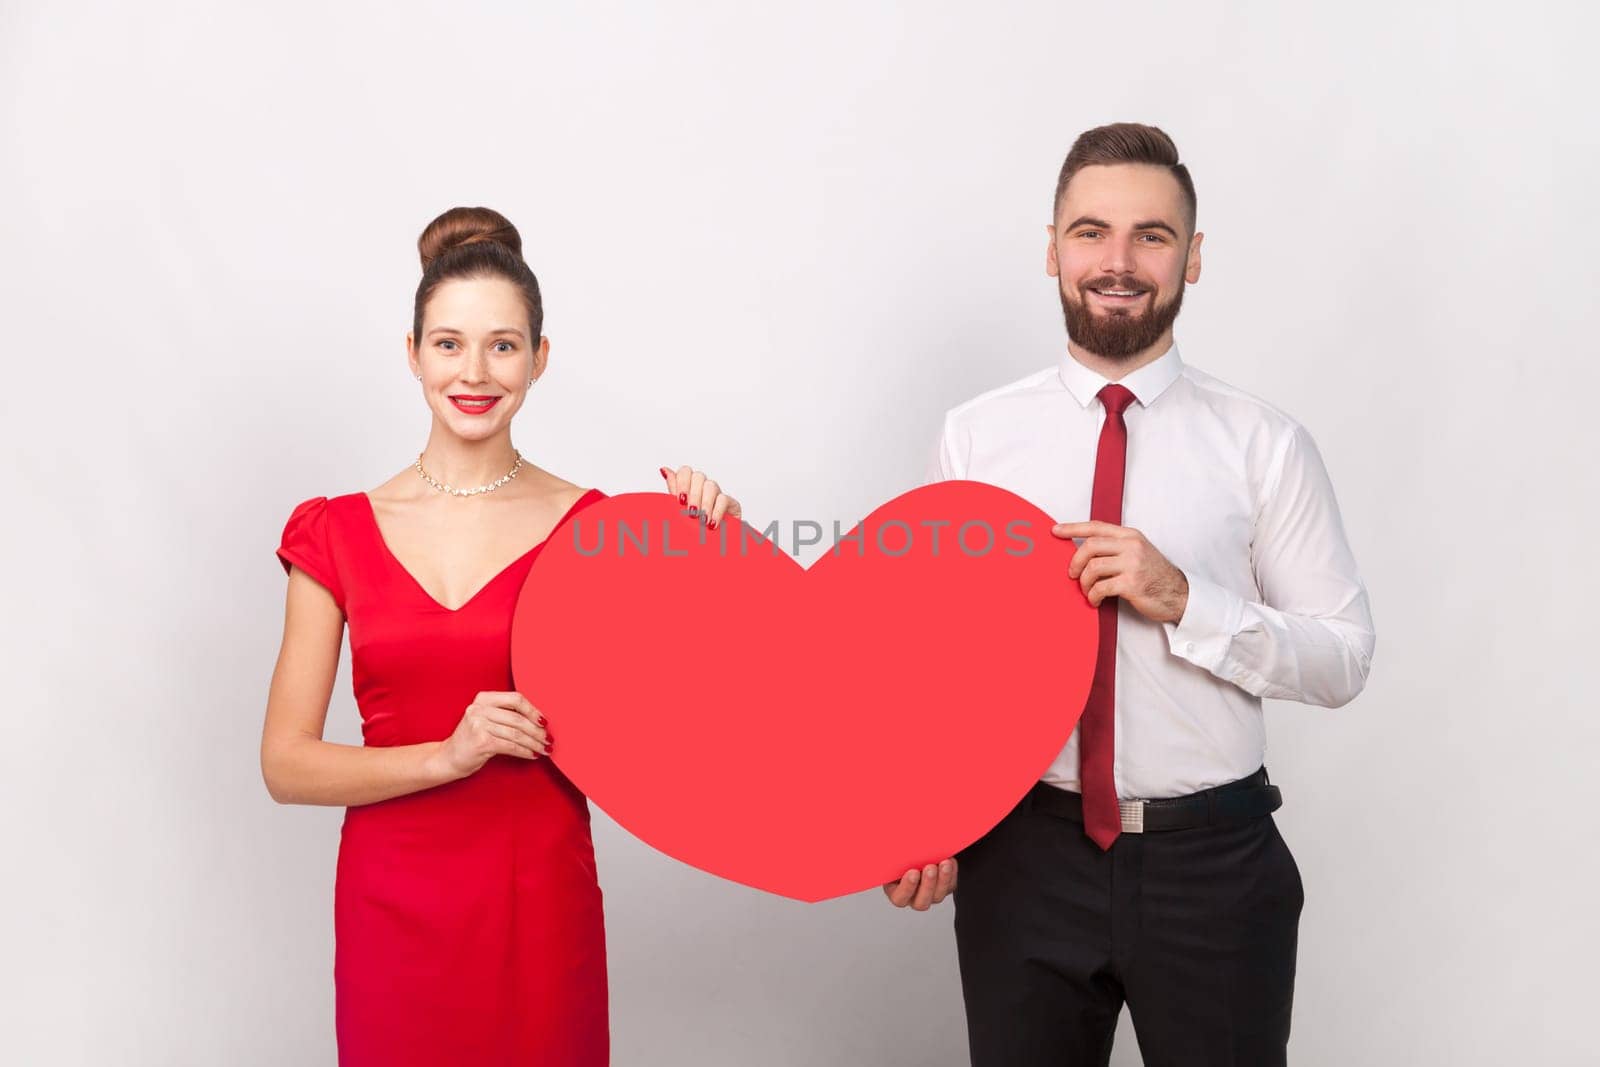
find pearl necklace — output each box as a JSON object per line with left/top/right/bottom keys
{"left": 414, "top": 449, "right": 524, "bottom": 497}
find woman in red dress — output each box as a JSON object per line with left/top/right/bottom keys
{"left": 261, "top": 206, "right": 740, "bottom": 1066}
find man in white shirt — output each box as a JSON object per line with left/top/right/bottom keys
{"left": 881, "top": 123, "right": 1375, "bottom": 1066}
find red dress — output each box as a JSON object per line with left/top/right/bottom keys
{"left": 275, "top": 488, "right": 610, "bottom": 1066}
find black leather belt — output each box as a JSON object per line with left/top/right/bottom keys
{"left": 1021, "top": 766, "right": 1282, "bottom": 833}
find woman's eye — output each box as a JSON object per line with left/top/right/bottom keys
{"left": 436, "top": 340, "right": 515, "bottom": 351}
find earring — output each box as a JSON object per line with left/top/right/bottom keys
{"left": 415, "top": 373, "right": 422, "bottom": 381}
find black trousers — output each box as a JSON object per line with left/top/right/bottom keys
{"left": 952, "top": 771, "right": 1305, "bottom": 1066}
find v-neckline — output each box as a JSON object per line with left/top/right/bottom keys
{"left": 358, "top": 488, "right": 599, "bottom": 613}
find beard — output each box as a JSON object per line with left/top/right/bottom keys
{"left": 1058, "top": 275, "right": 1185, "bottom": 361}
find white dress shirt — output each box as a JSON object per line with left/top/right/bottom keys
{"left": 925, "top": 342, "right": 1376, "bottom": 799}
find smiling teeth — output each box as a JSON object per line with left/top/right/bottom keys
{"left": 1097, "top": 289, "right": 1141, "bottom": 296}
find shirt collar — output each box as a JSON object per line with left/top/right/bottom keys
{"left": 1057, "top": 341, "right": 1184, "bottom": 409}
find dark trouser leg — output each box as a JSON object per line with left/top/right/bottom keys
{"left": 952, "top": 803, "right": 1125, "bottom": 1067}
{"left": 1122, "top": 814, "right": 1305, "bottom": 1067}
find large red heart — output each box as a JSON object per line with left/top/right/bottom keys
{"left": 510, "top": 480, "right": 1097, "bottom": 902}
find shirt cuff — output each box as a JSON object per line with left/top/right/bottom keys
{"left": 1163, "top": 570, "right": 1244, "bottom": 672}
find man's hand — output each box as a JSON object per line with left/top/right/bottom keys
{"left": 882, "top": 859, "right": 958, "bottom": 910}
{"left": 1052, "top": 521, "right": 1190, "bottom": 624}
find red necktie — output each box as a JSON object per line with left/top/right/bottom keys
{"left": 1080, "top": 383, "right": 1136, "bottom": 850}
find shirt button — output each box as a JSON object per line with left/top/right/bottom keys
{"left": 1184, "top": 641, "right": 1195, "bottom": 654}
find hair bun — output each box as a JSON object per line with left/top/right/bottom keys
{"left": 417, "top": 206, "right": 524, "bottom": 272}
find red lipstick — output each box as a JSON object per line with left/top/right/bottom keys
{"left": 449, "top": 395, "right": 502, "bottom": 415}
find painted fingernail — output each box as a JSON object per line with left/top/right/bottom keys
{"left": 708, "top": 518, "right": 717, "bottom": 530}
{"left": 688, "top": 506, "right": 697, "bottom": 515}
{"left": 679, "top": 493, "right": 687, "bottom": 505}
{"left": 659, "top": 467, "right": 670, "bottom": 479}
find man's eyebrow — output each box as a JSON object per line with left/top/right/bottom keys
{"left": 1134, "top": 219, "right": 1180, "bottom": 238}
{"left": 1062, "top": 215, "right": 1181, "bottom": 240}
{"left": 425, "top": 327, "right": 527, "bottom": 339}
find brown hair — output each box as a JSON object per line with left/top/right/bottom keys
{"left": 1052, "top": 123, "right": 1197, "bottom": 237}
{"left": 412, "top": 206, "right": 543, "bottom": 347}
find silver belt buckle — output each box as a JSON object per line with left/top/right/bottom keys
{"left": 1119, "top": 799, "right": 1146, "bottom": 833}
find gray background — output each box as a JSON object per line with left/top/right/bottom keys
{"left": 3, "top": 0, "right": 1596, "bottom": 1063}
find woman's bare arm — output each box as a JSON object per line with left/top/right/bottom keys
{"left": 261, "top": 567, "right": 454, "bottom": 806}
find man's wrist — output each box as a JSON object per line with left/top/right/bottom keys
{"left": 1167, "top": 569, "right": 1190, "bottom": 625}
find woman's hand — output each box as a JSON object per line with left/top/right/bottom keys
{"left": 429, "top": 690, "right": 551, "bottom": 782}
{"left": 659, "top": 465, "right": 742, "bottom": 530}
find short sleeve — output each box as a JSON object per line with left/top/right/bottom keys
{"left": 276, "top": 495, "right": 346, "bottom": 612}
